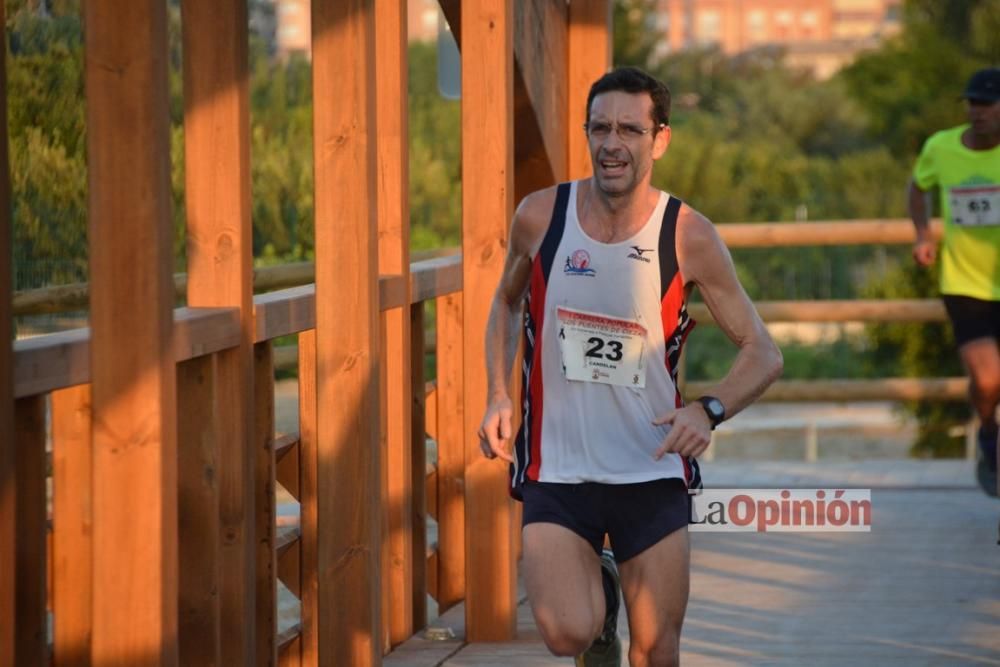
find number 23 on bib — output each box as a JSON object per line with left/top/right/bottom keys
{"left": 556, "top": 306, "right": 648, "bottom": 388}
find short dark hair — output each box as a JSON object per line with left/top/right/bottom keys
{"left": 586, "top": 66, "right": 671, "bottom": 127}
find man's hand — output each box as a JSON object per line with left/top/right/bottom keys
{"left": 478, "top": 395, "right": 515, "bottom": 463}
{"left": 913, "top": 238, "right": 937, "bottom": 267}
{"left": 652, "top": 404, "right": 712, "bottom": 459}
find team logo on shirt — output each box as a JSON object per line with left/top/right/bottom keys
{"left": 627, "top": 246, "right": 654, "bottom": 263}
{"left": 564, "top": 249, "right": 596, "bottom": 276}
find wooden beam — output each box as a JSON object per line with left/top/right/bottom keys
{"left": 311, "top": 0, "right": 381, "bottom": 662}
{"left": 440, "top": 0, "right": 562, "bottom": 202}
{"left": 14, "top": 396, "right": 47, "bottom": 666}
{"left": 513, "top": 0, "right": 567, "bottom": 183}
{"left": 0, "top": 0, "right": 14, "bottom": 658}
{"left": 410, "top": 304, "right": 428, "bottom": 633}
{"left": 435, "top": 293, "right": 465, "bottom": 613}
{"left": 717, "top": 220, "right": 943, "bottom": 248}
{"left": 253, "top": 342, "right": 278, "bottom": 665}
{"left": 52, "top": 384, "right": 94, "bottom": 667}
{"left": 461, "top": 0, "right": 518, "bottom": 641}
{"left": 180, "top": 1, "right": 257, "bottom": 662}
{"left": 683, "top": 378, "right": 970, "bottom": 403}
{"left": 688, "top": 299, "right": 947, "bottom": 324}
{"left": 83, "top": 0, "right": 179, "bottom": 662}
{"left": 297, "top": 331, "right": 317, "bottom": 666}
{"left": 376, "top": 0, "right": 415, "bottom": 649}
{"left": 13, "top": 306, "right": 239, "bottom": 400}
{"left": 567, "top": 0, "right": 610, "bottom": 180}
{"left": 176, "top": 356, "right": 221, "bottom": 665}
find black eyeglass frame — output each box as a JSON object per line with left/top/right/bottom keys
{"left": 583, "top": 120, "right": 668, "bottom": 140}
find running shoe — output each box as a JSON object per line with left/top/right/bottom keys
{"left": 976, "top": 427, "right": 998, "bottom": 498}
{"left": 575, "top": 549, "right": 622, "bottom": 667}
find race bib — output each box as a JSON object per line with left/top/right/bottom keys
{"left": 556, "top": 307, "right": 647, "bottom": 388}
{"left": 949, "top": 185, "right": 1000, "bottom": 227}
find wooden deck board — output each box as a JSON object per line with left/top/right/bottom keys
{"left": 387, "top": 461, "right": 1000, "bottom": 666}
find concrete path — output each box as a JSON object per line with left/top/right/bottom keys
{"left": 385, "top": 461, "right": 1000, "bottom": 666}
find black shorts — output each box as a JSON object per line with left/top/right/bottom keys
{"left": 521, "top": 478, "right": 691, "bottom": 563}
{"left": 942, "top": 294, "right": 1000, "bottom": 347}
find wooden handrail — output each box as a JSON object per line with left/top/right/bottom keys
{"left": 717, "top": 219, "right": 942, "bottom": 248}
{"left": 683, "top": 377, "right": 968, "bottom": 402}
{"left": 689, "top": 298, "right": 946, "bottom": 324}
{"left": 11, "top": 217, "right": 943, "bottom": 318}
{"left": 14, "top": 306, "right": 240, "bottom": 399}
{"left": 13, "top": 253, "right": 463, "bottom": 317}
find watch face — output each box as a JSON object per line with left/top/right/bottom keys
{"left": 701, "top": 397, "right": 725, "bottom": 422}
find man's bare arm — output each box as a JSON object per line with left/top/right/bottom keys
{"left": 909, "top": 178, "right": 936, "bottom": 266}
{"left": 478, "top": 189, "right": 555, "bottom": 461}
{"left": 653, "top": 207, "right": 783, "bottom": 458}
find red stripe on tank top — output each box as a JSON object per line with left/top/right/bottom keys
{"left": 526, "top": 259, "right": 548, "bottom": 481}
{"left": 660, "top": 272, "right": 685, "bottom": 406}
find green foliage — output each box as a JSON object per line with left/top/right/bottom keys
{"left": 7, "top": 1, "right": 87, "bottom": 288}
{"left": 408, "top": 41, "right": 461, "bottom": 251}
{"left": 7, "top": 5, "right": 459, "bottom": 283}
{"left": 613, "top": 0, "right": 659, "bottom": 68}
{"left": 861, "top": 260, "right": 968, "bottom": 457}
{"left": 838, "top": 0, "right": 996, "bottom": 157}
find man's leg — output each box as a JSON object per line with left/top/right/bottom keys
{"left": 959, "top": 337, "right": 1000, "bottom": 432}
{"left": 618, "top": 527, "right": 690, "bottom": 667}
{"left": 959, "top": 337, "right": 1000, "bottom": 495}
{"left": 522, "top": 523, "right": 606, "bottom": 656}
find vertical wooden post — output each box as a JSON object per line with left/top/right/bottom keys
{"left": 176, "top": 357, "right": 221, "bottom": 665}
{"left": 254, "top": 343, "right": 278, "bottom": 666}
{"left": 14, "top": 396, "right": 47, "bottom": 666}
{"left": 84, "top": 0, "right": 178, "bottom": 663}
{"left": 0, "top": 0, "right": 14, "bottom": 660}
{"left": 567, "top": 0, "right": 610, "bottom": 180}
{"left": 462, "top": 0, "right": 517, "bottom": 641}
{"left": 435, "top": 293, "right": 465, "bottom": 613}
{"left": 409, "top": 304, "right": 427, "bottom": 632}
{"left": 311, "top": 0, "right": 381, "bottom": 661}
{"left": 297, "top": 331, "right": 318, "bottom": 665}
{"left": 180, "top": 1, "right": 256, "bottom": 663}
{"left": 52, "top": 384, "right": 94, "bottom": 667}
{"left": 375, "top": 0, "right": 415, "bottom": 648}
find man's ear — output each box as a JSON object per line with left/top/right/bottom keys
{"left": 653, "top": 125, "right": 671, "bottom": 160}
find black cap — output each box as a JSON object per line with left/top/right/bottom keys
{"left": 962, "top": 68, "right": 1000, "bottom": 103}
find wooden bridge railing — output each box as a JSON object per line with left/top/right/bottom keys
{"left": 3, "top": 0, "right": 613, "bottom": 662}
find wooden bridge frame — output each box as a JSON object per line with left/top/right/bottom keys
{"left": 0, "top": 2, "right": 983, "bottom": 665}
{"left": 0, "top": 0, "right": 610, "bottom": 664}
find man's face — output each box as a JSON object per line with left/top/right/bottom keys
{"left": 587, "top": 91, "right": 670, "bottom": 198}
{"left": 966, "top": 98, "right": 1000, "bottom": 137}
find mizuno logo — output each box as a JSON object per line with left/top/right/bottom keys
{"left": 627, "top": 246, "right": 654, "bottom": 263}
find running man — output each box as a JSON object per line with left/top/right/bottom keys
{"left": 910, "top": 67, "right": 1000, "bottom": 497}
{"left": 478, "top": 67, "right": 783, "bottom": 667}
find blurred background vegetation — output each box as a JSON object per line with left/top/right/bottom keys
{"left": 5, "top": 0, "right": 999, "bottom": 455}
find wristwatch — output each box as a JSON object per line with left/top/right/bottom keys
{"left": 696, "top": 396, "right": 726, "bottom": 430}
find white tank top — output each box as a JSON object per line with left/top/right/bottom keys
{"left": 510, "top": 180, "right": 700, "bottom": 496}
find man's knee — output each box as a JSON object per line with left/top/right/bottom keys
{"left": 534, "top": 606, "right": 599, "bottom": 657}
{"left": 629, "top": 630, "right": 680, "bottom": 667}
{"left": 970, "top": 371, "right": 1000, "bottom": 406}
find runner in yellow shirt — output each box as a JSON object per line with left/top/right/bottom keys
{"left": 910, "top": 67, "right": 1000, "bottom": 496}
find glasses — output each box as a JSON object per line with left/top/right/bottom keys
{"left": 584, "top": 120, "right": 665, "bottom": 141}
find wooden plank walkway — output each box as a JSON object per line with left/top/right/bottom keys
{"left": 386, "top": 461, "right": 1000, "bottom": 666}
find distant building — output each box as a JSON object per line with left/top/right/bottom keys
{"left": 409, "top": 0, "right": 440, "bottom": 43}
{"left": 274, "top": 0, "right": 310, "bottom": 60}
{"left": 653, "top": 0, "right": 901, "bottom": 77}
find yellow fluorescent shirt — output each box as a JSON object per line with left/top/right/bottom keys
{"left": 913, "top": 124, "right": 1000, "bottom": 301}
